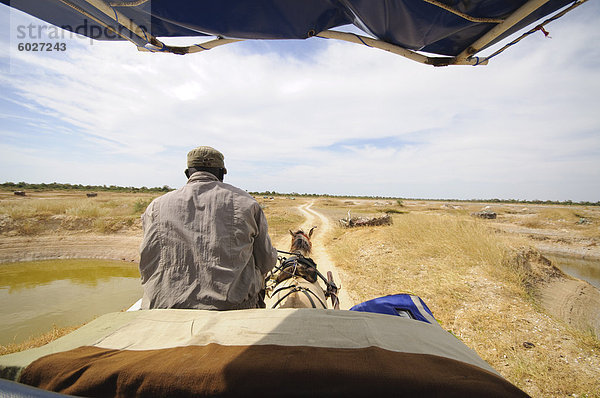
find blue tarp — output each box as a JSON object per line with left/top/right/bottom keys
{"left": 350, "top": 294, "right": 437, "bottom": 324}
{"left": 3, "top": 0, "right": 576, "bottom": 56}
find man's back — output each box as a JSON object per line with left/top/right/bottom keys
{"left": 139, "top": 171, "right": 277, "bottom": 310}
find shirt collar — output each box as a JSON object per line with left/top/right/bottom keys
{"left": 187, "top": 171, "right": 220, "bottom": 184}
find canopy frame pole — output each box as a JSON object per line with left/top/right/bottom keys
{"left": 475, "top": 0, "right": 589, "bottom": 63}
{"left": 58, "top": 0, "right": 166, "bottom": 49}
{"left": 316, "top": 30, "right": 487, "bottom": 67}
{"left": 56, "top": 0, "right": 137, "bottom": 42}
{"left": 137, "top": 37, "right": 244, "bottom": 54}
{"left": 82, "top": 0, "right": 163, "bottom": 49}
{"left": 79, "top": 0, "right": 242, "bottom": 54}
{"left": 452, "top": 0, "right": 551, "bottom": 64}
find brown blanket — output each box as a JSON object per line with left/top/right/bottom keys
{"left": 20, "top": 344, "right": 528, "bottom": 397}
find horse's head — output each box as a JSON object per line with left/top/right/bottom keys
{"left": 289, "top": 226, "right": 316, "bottom": 257}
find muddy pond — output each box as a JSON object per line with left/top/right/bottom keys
{"left": 0, "top": 259, "right": 142, "bottom": 346}
{"left": 545, "top": 254, "right": 600, "bottom": 290}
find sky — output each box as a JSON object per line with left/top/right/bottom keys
{"left": 0, "top": 2, "right": 599, "bottom": 202}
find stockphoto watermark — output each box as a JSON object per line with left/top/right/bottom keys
{"left": 8, "top": 18, "right": 104, "bottom": 72}
{"left": 10, "top": 21, "right": 97, "bottom": 59}
{"left": 5, "top": 4, "right": 152, "bottom": 71}
{"left": 13, "top": 20, "right": 150, "bottom": 50}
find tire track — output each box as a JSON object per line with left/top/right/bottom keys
{"left": 295, "top": 201, "right": 354, "bottom": 310}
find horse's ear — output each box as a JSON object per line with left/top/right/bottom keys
{"left": 308, "top": 226, "right": 317, "bottom": 238}
{"left": 289, "top": 230, "right": 295, "bottom": 237}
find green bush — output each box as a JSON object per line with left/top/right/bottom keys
{"left": 381, "top": 208, "right": 407, "bottom": 214}
{"left": 132, "top": 198, "right": 153, "bottom": 214}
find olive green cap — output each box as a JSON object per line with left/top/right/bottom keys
{"left": 187, "top": 146, "right": 227, "bottom": 174}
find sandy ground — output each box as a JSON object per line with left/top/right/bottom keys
{"left": 294, "top": 202, "right": 354, "bottom": 310}
{"left": 0, "top": 234, "right": 141, "bottom": 264}
{"left": 490, "top": 222, "right": 600, "bottom": 261}
{"left": 540, "top": 277, "right": 600, "bottom": 334}
{"left": 483, "top": 215, "right": 600, "bottom": 336}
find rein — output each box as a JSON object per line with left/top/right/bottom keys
{"left": 274, "top": 250, "right": 332, "bottom": 288}
{"left": 269, "top": 250, "right": 340, "bottom": 309}
{"left": 270, "top": 284, "right": 327, "bottom": 309}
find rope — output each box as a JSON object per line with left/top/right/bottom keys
{"left": 109, "top": 0, "right": 150, "bottom": 6}
{"left": 140, "top": 26, "right": 148, "bottom": 42}
{"left": 421, "top": 0, "right": 504, "bottom": 24}
{"left": 276, "top": 249, "right": 301, "bottom": 256}
{"left": 477, "top": 0, "right": 587, "bottom": 64}
{"left": 355, "top": 34, "right": 373, "bottom": 48}
{"left": 111, "top": 5, "right": 118, "bottom": 25}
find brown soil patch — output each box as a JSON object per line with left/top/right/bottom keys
{"left": 513, "top": 248, "right": 600, "bottom": 336}
{"left": 0, "top": 234, "right": 141, "bottom": 264}
{"left": 540, "top": 279, "right": 600, "bottom": 333}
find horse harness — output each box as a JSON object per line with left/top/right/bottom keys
{"left": 268, "top": 251, "right": 339, "bottom": 309}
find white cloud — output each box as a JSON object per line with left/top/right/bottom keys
{"left": 1, "top": 3, "right": 599, "bottom": 201}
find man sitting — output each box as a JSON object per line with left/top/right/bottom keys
{"left": 139, "top": 146, "right": 277, "bottom": 310}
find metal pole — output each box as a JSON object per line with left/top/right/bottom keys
{"left": 453, "top": 0, "right": 551, "bottom": 63}
{"left": 84, "top": 0, "right": 152, "bottom": 43}
{"left": 138, "top": 37, "right": 243, "bottom": 54}
{"left": 317, "top": 30, "right": 430, "bottom": 64}
{"left": 317, "top": 30, "right": 487, "bottom": 66}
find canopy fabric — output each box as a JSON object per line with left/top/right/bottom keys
{"left": 2, "top": 0, "right": 585, "bottom": 65}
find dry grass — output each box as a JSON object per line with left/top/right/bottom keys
{"left": 326, "top": 212, "right": 523, "bottom": 305}
{"left": 0, "top": 192, "right": 308, "bottom": 238}
{"left": 323, "top": 210, "right": 600, "bottom": 397}
{"left": 514, "top": 207, "right": 597, "bottom": 230}
{"left": 0, "top": 324, "right": 82, "bottom": 356}
{"left": 257, "top": 197, "right": 305, "bottom": 243}
{"left": 0, "top": 192, "right": 158, "bottom": 235}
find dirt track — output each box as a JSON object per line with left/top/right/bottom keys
{"left": 294, "top": 202, "right": 354, "bottom": 310}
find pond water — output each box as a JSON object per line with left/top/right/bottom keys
{"left": 545, "top": 254, "right": 600, "bottom": 290}
{"left": 0, "top": 259, "right": 142, "bottom": 346}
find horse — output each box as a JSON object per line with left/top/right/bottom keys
{"left": 289, "top": 227, "right": 316, "bottom": 257}
{"left": 265, "top": 227, "right": 339, "bottom": 309}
